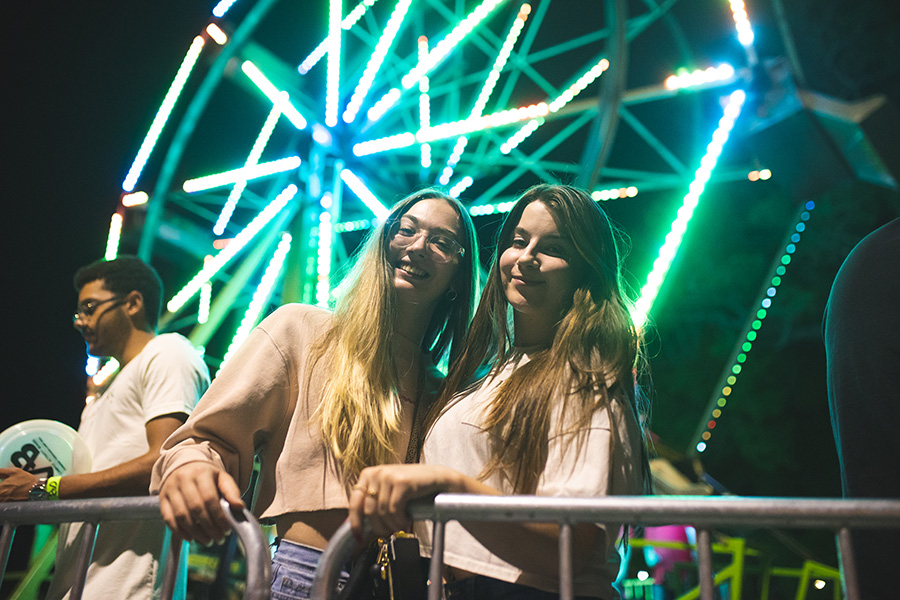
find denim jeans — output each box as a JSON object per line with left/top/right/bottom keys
{"left": 443, "top": 575, "right": 601, "bottom": 600}
{"left": 270, "top": 539, "right": 349, "bottom": 600}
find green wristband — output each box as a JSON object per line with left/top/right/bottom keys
{"left": 46, "top": 476, "right": 61, "bottom": 500}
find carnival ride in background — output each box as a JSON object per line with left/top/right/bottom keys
{"left": 26, "top": 0, "right": 890, "bottom": 597}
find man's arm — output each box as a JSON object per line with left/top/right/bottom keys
{"left": 0, "top": 413, "right": 186, "bottom": 502}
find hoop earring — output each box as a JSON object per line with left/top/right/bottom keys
{"left": 446, "top": 289, "right": 458, "bottom": 302}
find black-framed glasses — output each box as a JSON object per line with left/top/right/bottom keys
{"left": 388, "top": 221, "right": 465, "bottom": 263}
{"left": 73, "top": 297, "right": 125, "bottom": 323}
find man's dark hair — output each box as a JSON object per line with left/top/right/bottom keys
{"left": 73, "top": 255, "right": 164, "bottom": 330}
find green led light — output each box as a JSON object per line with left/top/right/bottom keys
{"left": 781, "top": 255, "right": 791, "bottom": 265}
{"left": 776, "top": 266, "right": 786, "bottom": 275}
{"left": 717, "top": 398, "right": 727, "bottom": 407}
{"left": 742, "top": 342, "right": 752, "bottom": 352}
{"left": 712, "top": 409, "right": 721, "bottom": 418}
{"left": 772, "top": 276, "right": 781, "bottom": 286}
{"left": 732, "top": 365, "right": 742, "bottom": 374}
{"left": 726, "top": 376, "right": 737, "bottom": 385}
{"left": 752, "top": 320, "right": 762, "bottom": 330}
{"left": 757, "top": 308, "right": 767, "bottom": 319}
{"left": 737, "top": 353, "right": 747, "bottom": 363}
{"left": 746, "top": 331, "right": 757, "bottom": 341}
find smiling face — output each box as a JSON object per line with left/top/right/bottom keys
{"left": 499, "top": 201, "right": 579, "bottom": 332}
{"left": 387, "top": 198, "right": 463, "bottom": 311}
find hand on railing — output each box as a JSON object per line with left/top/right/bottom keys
{"left": 158, "top": 462, "right": 245, "bottom": 545}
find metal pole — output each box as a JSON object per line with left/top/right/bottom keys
{"left": 0, "top": 522, "right": 16, "bottom": 586}
{"left": 68, "top": 522, "right": 98, "bottom": 600}
{"left": 428, "top": 521, "right": 446, "bottom": 600}
{"left": 558, "top": 522, "right": 574, "bottom": 600}
{"left": 159, "top": 533, "right": 183, "bottom": 600}
{"left": 837, "top": 527, "right": 859, "bottom": 600}
{"left": 696, "top": 528, "right": 714, "bottom": 600}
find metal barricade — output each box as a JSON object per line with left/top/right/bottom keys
{"left": 310, "top": 495, "right": 900, "bottom": 600}
{"left": 0, "top": 496, "right": 271, "bottom": 600}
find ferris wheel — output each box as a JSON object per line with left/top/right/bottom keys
{"left": 106, "top": 0, "right": 763, "bottom": 450}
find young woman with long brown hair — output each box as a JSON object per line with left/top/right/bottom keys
{"left": 151, "top": 189, "right": 479, "bottom": 599}
{"left": 349, "top": 184, "right": 650, "bottom": 600}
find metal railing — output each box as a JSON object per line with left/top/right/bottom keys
{"left": 0, "top": 496, "right": 271, "bottom": 600}
{"left": 310, "top": 495, "right": 900, "bottom": 600}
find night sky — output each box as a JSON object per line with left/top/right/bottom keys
{"left": 4, "top": 0, "right": 899, "bottom": 574}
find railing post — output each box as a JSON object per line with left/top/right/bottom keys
{"left": 558, "top": 522, "right": 573, "bottom": 600}
{"left": 0, "top": 522, "right": 16, "bottom": 585}
{"left": 428, "top": 520, "right": 445, "bottom": 600}
{"left": 696, "top": 528, "right": 714, "bottom": 600}
{"left": 68, "top": 522, "right": 98, "bottom": 600}
{"left": 159, "top": 533, "right": 184, "bottom": 600}
{"left": 837, "top": 527, "right": 859, "bottom": 600}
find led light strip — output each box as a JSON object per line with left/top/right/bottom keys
{"left": 213, "top": 102, "right": 283, "bottom": 235}
{"left": 694, "top": 200, "right": 814, "bottom": 454}
{"left": 167, "top": 184, "right": 297, "bottom": 313}
{"left": 440, "top": 4, "right": 531, "bottom": 185}
{"left": 419, "top": 36, "right": 432, "bottom": 168}
{"left": 316, "top": 211, "right": 334, "bottom": 306}
{"left": 354, "top": 103, "right": 548, "bottom": 156}
{"left": 366, "top": 0, "right": 507, "bottom": 122}
{"left": 665, "top": 64, "right": 735, "bottom": 90}
{"left": 325, "top": 0, "right": 342, "bottom": 127}
{"left": 339, "top": 169, "right": 389, "bottom": 218}
{"left": 212, "top": 0, "right": 239, "bottom": 18}
{"left": 343, "top": 0, "right": 414, "bottom": 124}
{"left": 219, "top": 232, "right": 293, "bottom": 371}
{"left": 241, "top": 61, "right": 308, "bottom": 129}
{"left": 122, "top": 36, "right": 206, "bottom": 192}
{"left": 500, "top": 59, "right": 608, "bottom": 154}
{"left": 631, "top": 89, "right": 747, "bottom": 330}
{"left": 183, "top": 156, "right": 301, "bottom": 193}
{"left": 104, "top": 213, "right": 123, "bottom": 261}
{"left": 298, "top": 0, "right": 379, "bottom": 74}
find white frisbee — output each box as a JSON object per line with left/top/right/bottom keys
{"left": 0, "top": 419, "right": 92, "bottom": 477}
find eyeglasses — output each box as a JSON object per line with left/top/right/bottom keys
{"left": 73, "top": 297, "right": 125, "bottom": 323}
{"left": 388, "top": 221, "right": 465, "bottom": 263}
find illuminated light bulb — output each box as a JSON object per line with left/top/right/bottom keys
{"left": 324, "top": 0, "right": 342, "bottom": 127}
{"left": 717, "top": 398, "right": 727, "bottom": 407}
{"left": 814, "top": 580, "right": 826, "bottom": 590}
{"left": 93, "top": 358, "right": 120, "bottom": 386}
{"left": 241, "top": 62, "right": 307, "bottom": 129}
{"left": 105, "top": 213, "right": 123, "bottom": 261}
{"left": 781, "top": 255, "right": 792, "bottom": 265}
{"left": 707, "top": 420, "right": 716, "bottom": 429}
{"left": 352, "top": 133, "right": 417, "bottom": 157}
{"left": 449, "top": 176, "right": 474, "bottom": 198}
{"left": 737, "top": 353, "right": 747, "bottom": 363}
{"left": 85, "top": 356, "right": 100, "bottom": 377}
{"left": 122, "top": 191, "right": 148, "bottom": 207}
{"left": 696, "top": 442, "right": 707, "bottom": 453}
{"left": 198, "top": 281, "right": 212, "bottom": 324}
{"left": 637, "top": 571, "right": 649, "bottom": 582}
{"left": 167, "top": 185, "right": 297, "bottom": 313}
{"left": 312, "top": 123, "right": 333, "bottom": 146}
{"left": 340, "top": 169, "right": 389, "bottom": 218}
{"left": 214, "top": 102, "right": 282, "bottom": 235}
{"left": 212, "top": 0, "right": 238, "bottom": 18}
{"left": 746, "top": 331, "right": 757, "bottom": 342}
{"left": 219, "top": 233, "right": 293, "bottom": 371}
{"left": 213, "top": 238, "right": 232, "bottom": 250}
{"left": 342, "top": 0, "right": 413, "bottom": 123}
{"left": 123, "top": 36, "right": 205, "bottom": 191}
{"left": 702, "top": 431, "right": 711, "bottom": 441}
{"left": 723, "top": 386, "right": 732, "bottom": 396}
{"left": 761, "top": 298, "right": 771, "bottom": 309}
{"left": 183, "top": 156, "right": 301, "bottom": 193}
{"left": 759, "top": 169, "right": 772, "bottom": 180}
{"left": 712, "top": 409, "right": 721, "bottom": 418}
{"left": 206, "top": 23, "right": 228, "bottom": 45}
{"left": 790, "top": 233, "right": 800, "bottom": 243}
{"left": 742, "top": 342, "right": 752, "bottom": 352}
{"left": 732, "top": 365, "right": 742, "bottom": 375}
{"left": 748, "top": 170, "right": 760, "bottom": 181}
{"left": 786, "top": 243, "right": 796, "bottom": 254}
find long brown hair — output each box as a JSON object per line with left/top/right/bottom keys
{"left": 315, "top": 189, "right": 479, "bottom": 484}
{"left": 429, "top": 184, "right": 650, "bottom": 493}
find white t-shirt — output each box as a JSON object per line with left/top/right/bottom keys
{"left": 46, "top": 333, "right": 209, "bottom": 600}
{"left": 416, "top": 351, "right": 644, "bottom": 598}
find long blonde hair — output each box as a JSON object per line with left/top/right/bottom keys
{"left": 429, "top": 184, "right": 650, "bottom": 493}
{"left": 315, "top": 189, "right": 479, "bottom": 484}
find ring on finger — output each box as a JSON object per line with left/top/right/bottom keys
{"left": 353, "top": 484, "right": 378, "bottom": 497}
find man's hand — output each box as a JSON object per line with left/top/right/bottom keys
{"left": 0, "top": 468, "right": 41, "bottom": 502}
{"left": 158, "top": 462, "right": 245, "bottom": 545}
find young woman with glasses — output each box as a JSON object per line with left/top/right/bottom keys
{"left": 350, "top": 184, "right": 651, "bottom": 600}
{"left": 152, "top": 189, "right": 479, "bottom": 599}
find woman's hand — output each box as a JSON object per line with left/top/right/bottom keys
{"left": 348, "top": 464, "right": 468, "bottom": 539}
{"left": 158, "top": 462, "right": 244, "bottom": 545}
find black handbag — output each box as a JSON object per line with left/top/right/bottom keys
{"left": 336, "top": 532, "right": 428, "bottom": 600}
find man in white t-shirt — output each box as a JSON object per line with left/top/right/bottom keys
{"left": 0, "top": 255, "right": 210, "bottom": 599}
